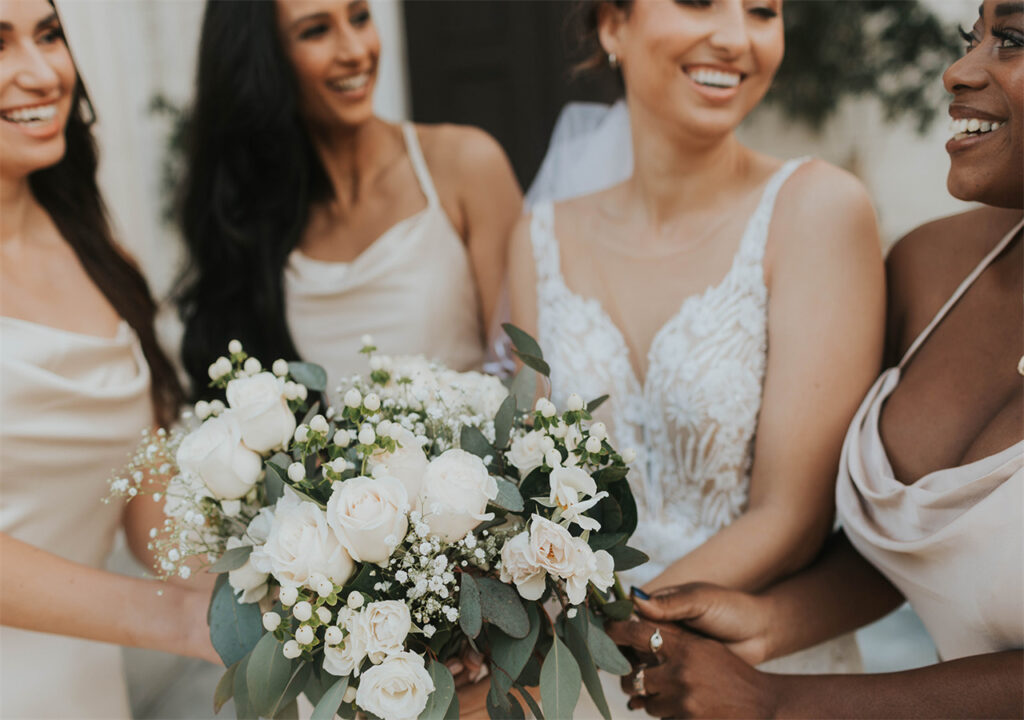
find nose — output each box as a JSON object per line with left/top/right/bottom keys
{"left": 11, "top": 39, "right": 61, "bottom": 93}
{"left": 708, "top": 2, "right": 752, "bottom": 58}
{"left": 334, "top": 27, "right": 371, "bottom": 66}
{"left": 943, "top": 46, "right": 987, "bottom": 96}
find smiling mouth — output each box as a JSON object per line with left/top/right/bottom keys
{"left": 328, "top": 72, "right": 371, "bottom": 92}
{"left": 0, "top": 103, "right": 58, "bottom": 126}
{"left": 949, "top": 117, "right": 1005, "bottom": 140}
{"left": 684, "top": 66, "right": 743, "bottom": 89}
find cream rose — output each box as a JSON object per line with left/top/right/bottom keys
{"left": 368, "top": 427, "right": 429, "bottom": 505}
{"left": 355, "top": 651, "right": 435, "bottom": 720}
{"left": 363, "top": 601, "right": 412, "bottom": 663}
{"left": 418, "top": 449, "right": 498, "bottom": 542}
{"left": 249, "top": 490, "right": 354, "bottom": 589}
{"left": 326, "top": 475, "right": 409, "bottom": 564}
{"left": 225, "top": 536, "right": 269, "bottom": 604}
{"left": 565, "top": 537, "right": 601, "bottom": 605}
{"left": 527, "top": 515, "right": 583, "bottom": 583}
{"left": 176, "top": 412, "right": 262, "bottom": 500}
{"left": 508, "top": 430, "right": 546, "bottom": 480}
{"left": 225, "top": 372, "right": 296, "bottom": 453}
{"left": 499, "top": 531, "right": 546, "bottom": 601}
{"left": 323, "top": 611, "right": 370, "bottom": 677}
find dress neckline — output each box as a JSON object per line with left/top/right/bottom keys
{"left": 0, "top": 315, "right": 130, "bottom": 344}
{"left": 537, "top": 158, "right": 805, "bottom": 387}
{"left": 292, "top": 123, "right": 454, "bottom": 269}
{"left": 870, "top": 216, "right": 1024, "bottom": 487}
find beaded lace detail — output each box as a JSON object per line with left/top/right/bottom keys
{"left": 530, "top": 159, "right": 807, "bottom": 584}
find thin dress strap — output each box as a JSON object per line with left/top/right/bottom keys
{"left": 402, "top": 122, "right": 440, "bottom": 207}
{"left": 738, "top": 157, "right": 810, "bottom": 265}
{"left": 898, "top": 216, "right": 1024, "bottom": 369}
{"left": 529, "top": 201, "right": 563, "bottom": 286}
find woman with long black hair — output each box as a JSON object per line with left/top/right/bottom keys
{"left": 175, "top": 0, "right": 522, "bottom": 400}
{"left": 0, "top": 1, "right": 217, "bottom": 716}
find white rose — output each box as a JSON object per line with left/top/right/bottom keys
{"left": 355, "top": 651, "right": 435, "bottom": 720}
{"left": 249, "top": 490, "right": 355, "bottom": 590}
{"left": 323, "top": 611, "right": 369, "bottom": 677}
{"left": 527, "top": 515, "right": 588, "bottom": 586}
{"left": 368, "top": 427, "right": 429, "bottom": 505}
{"left": 548, "top": 466, "right": 597, "bottom": 508}
{"left": 225, "top": 537, "right": 269, "bottom": 603}
{"left": 225, "top": 372, "right": 296, "bottom": 453}
{"left": 508, "top": 430, "right": 546, "bottom": 480}
{"left": 326, "top": 476, "right": 409, "bottom": 564}
{"left": 563, "top": 537, "right": 607, "bottom": 604}
{"left": 499, "top": 531, "right": 546, "bottom": 601}
{"left": 364, "top": 601, "right": 412, "bottom": 663}
{"left": 176, "top": 412, "right": 261, "bottom": 500}
{"left": 418, "top": 450, "right": 498, "bottom": 542}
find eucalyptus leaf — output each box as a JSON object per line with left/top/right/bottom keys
{"left": 274, "top": 699, "right": 299, "bottom": 720}
{"left": 289, "top": 362, "right": 328, "bottom": 393}
{"left": 419, "top": 659, "right": 455, "bottom": 720}
{"left": 608, "top": 545, "right": 649, "bottom": 572}
{"left": 214, "top": 661, "right": 238, "bottom": 714}
{"left": 512, "top": 351, "right": 551, "bottom": 378}
{"left": 539, "top": 634, "right": 581, "bottom": 720}
{"left": 233, "top": 652, "right": 255, "bottom": 720}
{"left": 586, "top": 395, "right": 609, "bottom": 413}
{"left": 502, "top": 323, "right": 544, "bottom": 361}
{"left": 246, "top": 633, "right": 311, "bottom": 718}
{"left": 208, "top": 574, "right": 264, "bottom": 667}
{"left": 207, "top": 545, "right": 253, "bottom": 574}
{"left": 493, "top": 394, "right": 516, "bottom": 449}
{"left": 491, "top": 477, "right": 525, "bottom": 513}
{"left": 561, "top": 614, "right": 610, "bottom": 720}
{"left": 347, "top": 564, "right": 378, "bottom": 594}
{"left": 477, "top": 576, "right": 530, "bottom": 639}
{"left": 460, "top": 426, "right": 494, "bottom": 460}
{"left": 587, "top": 624, "right": 632, "bottom": 676}
{"left": 487, "top": 604, "right": 540, "bottom": 700}
{"left": 600, "top": 600, "right": 634, "bottom": 621}
{"left": 592, "top": 466, "right": 629, "bottom": 485}
{"left": 264, "top": 460, "right": 286, "bottom": 505}
{"left": 486, "top": 690, "right": 524, "bottom": 720}
{"left": 594, "top": 496, "right": 623, "bottom": 534}
{"left": 509, "top": 367, "right": 537, "bottom": 412}
{"left": 459, "top": 573, "right": 482, "bottom": 638}
{"left": 443, "top": 691, "right": 460, "bottom": 720}
{"left": 588, "top": 532, "right": 628, "bottom": 552}
{"left": 514, "top": 685, "right": 545, "bottom": 720}
{"left": 310, "top": 676, "right": 348, "bottom": 720}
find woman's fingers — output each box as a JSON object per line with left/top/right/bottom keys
{"left": 633, "top": 582, "right": 722, "bottom": 623}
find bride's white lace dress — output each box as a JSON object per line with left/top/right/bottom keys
{"left": 529, "top": 159, "right": 862, "bottom": 687}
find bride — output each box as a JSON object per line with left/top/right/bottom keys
{"left": 508, "top": 0, "right": 884, "bottom": 695}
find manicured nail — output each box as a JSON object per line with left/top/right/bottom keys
{"left": 630, "top": 586, "right": 650, "bottom": 600}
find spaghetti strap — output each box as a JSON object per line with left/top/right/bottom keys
{"left": 898, "top": 216, "right": 1024, "bottom": 369}
{"left": 402, "top": 123, "right": 440, "bottom": 207}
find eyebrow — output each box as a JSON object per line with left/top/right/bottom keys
{"left": 0, "top": 12, "right": 59, "bottom": 33}
{"left": 995, "top": 2, "right": 1024, "bottom": 16}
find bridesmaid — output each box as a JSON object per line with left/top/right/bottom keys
{"left": 175, "top": 0, "right": 522, "bottom": 398}
{"left": 0, "top": 1, "right": 217, "bottom": 717}
{"left": 610, "top": 0, "right": 1022, "bottom": 715}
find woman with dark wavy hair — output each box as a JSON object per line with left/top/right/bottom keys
{"left": 175, "top": 0, "right": 522, "bottom": 401}
{"left": 0, "top": 0, "right": 217, "bottom": 716}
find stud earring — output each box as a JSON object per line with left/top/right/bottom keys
{"left": 608, "top": 52, "right": 619, "bottom": 70}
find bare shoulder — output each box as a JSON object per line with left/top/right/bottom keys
{"left": 773, "top": 158, "right": 876, "bottom": 240}
{"left": 415, "top": 122, "right": 512, "bottom": 176}
{"left": 886, "top": 206, "right": 1022, "bottom": 321}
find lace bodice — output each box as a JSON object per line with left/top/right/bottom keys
{"left": 531, "top": 159, "right": 806, "bottom": 585}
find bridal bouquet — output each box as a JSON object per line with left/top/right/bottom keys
{"left": 110, "top": 327, "right": 645, "bottom": 720}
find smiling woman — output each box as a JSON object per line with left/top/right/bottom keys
{"left": 174, "top": 0, "right": 523, "bottom": 405}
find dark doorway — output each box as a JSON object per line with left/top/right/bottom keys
{"left": 403, "top": 0, "right": 620, "bottom": 190}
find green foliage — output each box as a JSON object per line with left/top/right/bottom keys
{"left": 768, "top": 1, "right": 960, "bottom": 132}
{"left": 288, "top": 362, "right": 328, "bottom": 393}
{"left": 207, "top": 545, "right": 253, "bottom": 574}
{"left": 539, "top": 634, "right": 582, "bottom": 720}
{"left": 487, "top": 604, "right": 541, "bottom": 703}
{"left": 246, "top": 634, "right": 312, "bottom": 718}
{"left": 477, "top": 577, "right": 531, "bottom": 639}
{"left": 418, "top": 660, "right": 456, "bottom": 720}
{"left": 310, "top": 676, "right": 348, "bottom": 720}
{"left": 459, "top": 573, "right": 483, "bottom": 638}
{"left": 208, "top": 575, "right": 264, "bottom": 667}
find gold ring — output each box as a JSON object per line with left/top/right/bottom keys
{"left": 649, "top": 628, "right": 664, "bottom": 653}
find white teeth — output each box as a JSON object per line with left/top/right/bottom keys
{"left": 0, "top": 103, "right": 57, "bottom": 124}
{"left": 330, "top": 73, "right": 370, "bottom": 92}
{"left": 949, "top": 117, "right": 1003, "bottom": 138}
{"left": 686, "top": 67, "right": 741, "bottom": 89}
